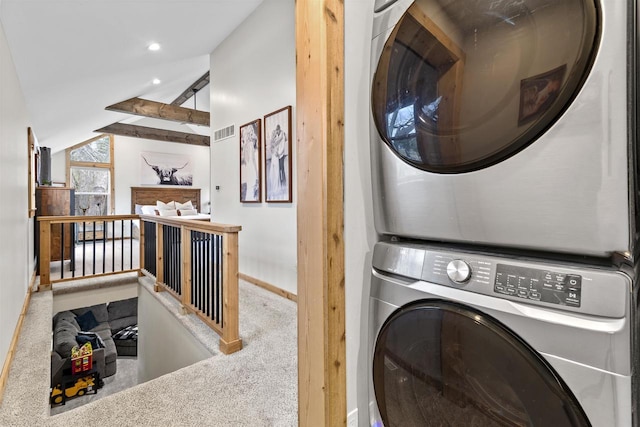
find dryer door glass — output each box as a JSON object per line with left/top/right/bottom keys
{"left": 373, "top": 301, "right": 590, "bottom": 426}
{"left": 371, "top": 0, "right": 599, "bottom": 173}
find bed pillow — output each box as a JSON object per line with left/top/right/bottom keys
{"left": 158, "top": 209, "right": 178, "bottom": 217}
{"left": 156, "top": 200, "right": 176, "bottom": 210}
{"left": 178, "top": 209, "right": 198, "bottom": 216}
{"left": 140, "top": 205, "right": 157, "bottom": 215}
{"left": 175, "top": 200, "right": 194, "bottom": 211}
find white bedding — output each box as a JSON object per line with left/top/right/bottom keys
{"left": 164, "top": 213, "right": 211, "bottom": 221}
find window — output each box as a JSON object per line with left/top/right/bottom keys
{"left": 66, "top": 134, "right": 115, "bottom": 216}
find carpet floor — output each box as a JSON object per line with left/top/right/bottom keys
{"left": 0, "top": 279, "right": 298, "bottom": 426}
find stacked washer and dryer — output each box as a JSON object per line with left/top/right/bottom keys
{"left": 366, "top": 0, "right": 640, "bottom": 426}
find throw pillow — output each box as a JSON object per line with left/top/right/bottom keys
{"left": 175, "top": 200, "right": 194, "bottom": 211}
{"left": 178, "top": 209, "right": 198, "bottom": 216}
{"left": 156, "top": 200, "right": 176, "bottom": 210}
{"left": 140, "top": 205, "right": 157, "bottom": 215}
{"left": 75, "top": 310, "right": 98, "bottom": 331}
{"left": 158, "top": 209, "right": 178, "bottom": 217}
{"left": 72, "top": 303, "right": 109, "bottom": 323}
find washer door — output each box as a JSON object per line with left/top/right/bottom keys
{"left": 371, "top": 0, "right": 599, "bottom": 173}
{"left": 373, "top": 301, "right": 590, "bottom": 426}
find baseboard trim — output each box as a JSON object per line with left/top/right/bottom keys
{"left": 238, "top": 273, "right": 297, "bottom": 303}
{"left": 0, "top": 274, "right": 35, "bottom": 404}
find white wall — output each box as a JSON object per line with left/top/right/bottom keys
{"left": 345, "top": 1, "right": 379, "bottom": 423}
{"left": 51, "top": 136, "right": 210, "bottom": 215}
{"left": 52, "top": 283, "right": 138, "bottom": 314}
{"left": 113, "top": 136, "right": 210, "bottom": 214}
{"left": 138, "top": 284, "right": 211, "bottom": 383}
{"left": 209, "top": 0, "right": 296, "bottom": 295}
{"left": 0, "top": 22, "right": 32, "bottom": 375}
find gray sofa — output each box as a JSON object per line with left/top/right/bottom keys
{"left": 108, "top": 297, "right": 138, "bottom": 357}
{"left": 51, "top": 298, "right": 137, "bottom": 387}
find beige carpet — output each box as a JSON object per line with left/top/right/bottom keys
{"left": 0, "top": 279, "right": 298, "bottom": 426}
{"left": 49, "top": 357, "right": 139, "bottom": 416}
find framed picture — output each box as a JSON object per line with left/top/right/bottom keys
{"left": 264, "top": 106, "right": 292, "bottom": 203}
{"left": 518, "top": 65, "right": 566, "bottom": 126}
{"left": 239, "top": 119, "right": 262, "bottom": 203}
{"left": 141, "top": 151, "right": 193, "bottom": 186}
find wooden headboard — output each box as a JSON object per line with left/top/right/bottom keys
{"left": 131, "top": 187, "right": 201, "bottom": 214}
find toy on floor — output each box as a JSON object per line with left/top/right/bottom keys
{"left": 50, "top": 375, "right": 96, "bottom": 405}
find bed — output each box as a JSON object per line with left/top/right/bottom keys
{"left": 130, "top": 186, "right": 210, "bottom": 220}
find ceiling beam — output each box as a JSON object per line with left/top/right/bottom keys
{"left": 106, "top": 97, "right": 210, "bottom": 126}
{"left": 171, "top": 72, "right": 210, "bottom": 106}
{"left": 95, "top": 123, "right": 210, "bottom": 146}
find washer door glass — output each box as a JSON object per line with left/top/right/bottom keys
{"left": 373, "top": 301, "right": 590, "bottom": 426}
{"left": 371, "top": 0, "right": 599, "bottom": 173}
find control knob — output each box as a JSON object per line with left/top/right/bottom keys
{"left": 446, "top": 260, "right": 471, "bottom": 283}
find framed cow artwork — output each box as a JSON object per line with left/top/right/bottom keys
{"left": 140, "top": 151, "right": 193, "bottom": 186}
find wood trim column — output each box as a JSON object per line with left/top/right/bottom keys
{"left": 296, "top": 1, "right": 345, "bottom": 426}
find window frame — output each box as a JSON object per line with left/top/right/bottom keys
{"left": 65, "top": 134, "right": 115, "bottom": 214}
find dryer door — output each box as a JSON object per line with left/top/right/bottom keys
{"left": 372, "top": 300, "right": 590, "bottom": 426}
{"left": 371, "top": 0, "right": 599, "bottom": 173}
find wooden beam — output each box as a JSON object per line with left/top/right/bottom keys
{"left": 106, "top": 97, "right": 210, "bottom": 126}
{"left": 95, "top": 123, "right": 210, "bottom": 146}
{"left": 171, "top": 72, "right": 210, "bottom": 106}
{"left": 296, "top": 0, "right": 345, "bottom": 426}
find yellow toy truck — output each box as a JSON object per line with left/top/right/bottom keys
{"left": 50, "top": 374, "right": 96, "bottom": 405}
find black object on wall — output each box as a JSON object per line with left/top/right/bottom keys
{"left": 40, "top": 146, "right": 51, "bottom": 185}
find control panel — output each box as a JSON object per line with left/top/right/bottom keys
{"left": 422, "top": 252, "right": 582, "bottom": 308}
{"left": 374, "top": 241, "right": 629, "bottom": 318}
{"left": 494, "top": 264, "right": 581, "bottom": 307}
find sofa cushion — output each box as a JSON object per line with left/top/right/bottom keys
{"left": 100, "top": 337, "right": 118, "bottom": 365}
{"left": 53, "top": 329, "right": 77, "bottom": 357}
{"left": 72, "top": 303, "right": 109, "bottom": 324}
{"left": 108, "top": 297, "right": 138, "bottom": 321}
{"left": 54, "top": 318, "right": 79, "bottom": 335}
{"left": 110, "top": 316, "right": 138, "bottom": 334}
{"left": 53, "top": 311, "right": 78, "bottom": 329}
{"left": 75, "top": 310, "right": 99, "bottom": 331}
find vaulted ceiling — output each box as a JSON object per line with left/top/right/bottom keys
{"left": 0, "top": 0, "right": 263, "bottom": 152}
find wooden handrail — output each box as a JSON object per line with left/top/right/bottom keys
{"left": 38, "top": 214, "right": 139, "bottom": 223}
{"left": 138, "top": 214, "right": 241, "bottom": 233}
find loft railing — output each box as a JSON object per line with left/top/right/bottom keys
{"left": 37, "top": 215, "right": 139, "bottom": 287}
{"left": 139, "top": 215, "right": 243, "bottom": 355}
{"left": 37, "top": 214, "right": 243, "bottom": 355}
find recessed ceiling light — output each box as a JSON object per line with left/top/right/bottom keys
{"left": 148, "top": 43, "right": 161, "bottom": 51}
{"left": 152, "top": 78, "right": 161, "bottom": 85}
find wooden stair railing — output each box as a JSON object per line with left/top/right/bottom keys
{"left": 37, "top": 214, "right": 140, "bottom": 289}
{"left": 37, "top": 214, "right": 243, "bottom": 355}
{"left": 139, "top": 216, "right": 243, "bottom": 355}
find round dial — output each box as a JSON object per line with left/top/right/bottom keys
{"left": 446, "top": 260, "right": 471, "bottom": 283}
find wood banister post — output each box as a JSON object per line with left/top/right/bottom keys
{"left": 155, "top": 223, "right": 164, "bottom": 292}
{"left": 180, "top": 226, "right": 192, "bottom": 314}
{"left": 219, "top": 231, "right": 242, "bottom": 354}
{"left": 38, "top": 219, "right": 52, "bottom": 291}
{"left": 138, "top": 218, "right": 145, "bottom": 276}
